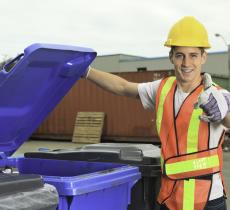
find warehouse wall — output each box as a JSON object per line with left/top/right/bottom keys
{"left": 204, "top": 52, "right": 228, "bottom": 76}
{"left": 92, "top": 54, "right": 146, "bottom": 72}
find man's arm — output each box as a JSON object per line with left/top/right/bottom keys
{"left": 86, "top": 67, "right": 139, "bottom": 98}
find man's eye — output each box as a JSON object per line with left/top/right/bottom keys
{"left": 191, "top": 54, "right": 198, "bottom": 58}
{"left": 175, "top": 54, "right": 183, "bottom": 58}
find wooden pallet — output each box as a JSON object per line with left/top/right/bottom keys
{"left": 72, "top": 112, "right": 105, "bottom": 144}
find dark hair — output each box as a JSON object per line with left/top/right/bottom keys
{"left": 169, "top": 46, "right": 205, "bottom": 59}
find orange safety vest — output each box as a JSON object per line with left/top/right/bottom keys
{"left": 156, "top": 76, "right": 226, "bottom": 210}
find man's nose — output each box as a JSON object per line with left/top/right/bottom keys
{"left": 182, "top": 56, "right": 190, "bottom": 66}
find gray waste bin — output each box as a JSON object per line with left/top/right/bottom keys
{"left": 0, "top": 174, "right": 58, "bottom": 210}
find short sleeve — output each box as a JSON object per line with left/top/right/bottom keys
{"left": 137, "top": 79, "right": 161, "bottom": 110}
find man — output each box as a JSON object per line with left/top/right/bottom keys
{"left": 84, "top": 16, "right": 229, "bottom": 210}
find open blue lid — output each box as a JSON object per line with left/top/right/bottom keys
{"left": 0, "top": 43, "right": 96, "bottom": 157}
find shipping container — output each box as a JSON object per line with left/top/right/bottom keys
{"left": 33, "top": 70, "right": 174, "bottom": 142}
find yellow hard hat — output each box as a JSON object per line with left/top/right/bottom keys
{"left": 164, "top": 16, "right": 211, "bottom": 48}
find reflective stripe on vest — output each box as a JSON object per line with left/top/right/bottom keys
{"left": 184, "top": 179, "right": 195, "bottom": 210}
{"left": 187, "top": 108, "right": 203, "bottom": 153}
{"left": 156, "top": 76, "right": 176, "bottom": 134}
{"left": 184, "top": 107, "right": 202, "bottom": 210}
{"left": 165, "top": 151, "right": 220, "bottom": 179}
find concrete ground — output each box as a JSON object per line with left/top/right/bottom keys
{"left": 13, "top": 140, "right": 230, "bottom": 208}
{"left": 13, "top": 140, "right": 83, "bottom": 156}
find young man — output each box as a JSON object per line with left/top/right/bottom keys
{"left": 84, "top": 16, "right": 230, "bottom": 210}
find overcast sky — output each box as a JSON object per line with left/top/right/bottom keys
{"left": 1, "top": 0, "right": 230, "bottom": 60}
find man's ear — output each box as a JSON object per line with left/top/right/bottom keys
{"left": 201, "top": 51, "right": 207, "bottom": 64}
{"left": 169, "top": 52, "right": 174, "bottom": 64}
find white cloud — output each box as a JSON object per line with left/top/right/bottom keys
{"left": 0, "top": 0, "right": 229, "bottom": 59}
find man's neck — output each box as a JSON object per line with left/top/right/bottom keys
{"left": 177, "top": 77, "right": 202, "bottom": 93}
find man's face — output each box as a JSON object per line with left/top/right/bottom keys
{"left": 170, "top": 46, "right": 207, "bottom": 85}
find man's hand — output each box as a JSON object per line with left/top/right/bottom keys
{"left": 194, "top": 73, "right": 230, "bottom": 123}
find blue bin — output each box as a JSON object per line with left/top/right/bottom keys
{"left": 0, "top": 43, "right": 141, "bottom": 209}
{"left": 16, "top": 158, "right": 141, "bottom": 210}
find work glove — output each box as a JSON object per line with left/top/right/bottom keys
{"left": 194, "top": 73, "right": 230, "bottom": 122}
{"left": 81, "top": 66, "right": 92, "bottom": 79}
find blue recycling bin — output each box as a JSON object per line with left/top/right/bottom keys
{"left": 0, "top": 43, "right": 141, "bottom": 210}
{"left": 16, "top": 158, "right": 140, "bottom": 210}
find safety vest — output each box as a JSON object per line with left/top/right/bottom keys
{"left": 156, "top": 76, "right": 225, "bottom": 210}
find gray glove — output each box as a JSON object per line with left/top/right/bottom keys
{"left": 194, "top": 73, "right": 230, "bottom": 122}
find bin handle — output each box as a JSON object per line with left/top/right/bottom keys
{"left": 120, "top": 148, "right": 144, "bottom": 161}
{"left": 3, "top": 53, "right": 24, "bottom": 72}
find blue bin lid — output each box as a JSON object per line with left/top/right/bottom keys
{"left": 0, "top": 43, "right": 96, "bottom": 156}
